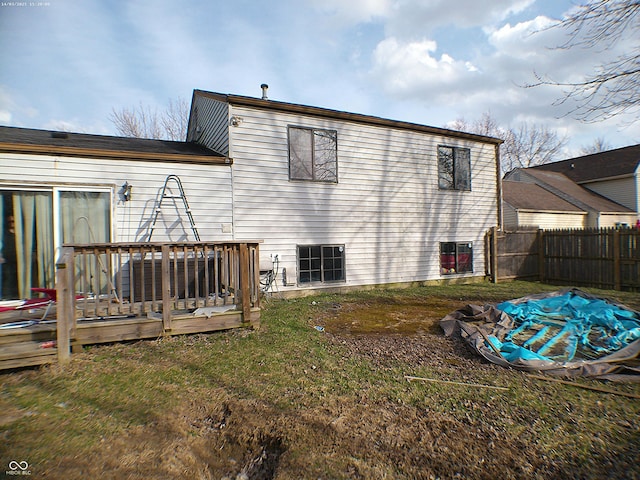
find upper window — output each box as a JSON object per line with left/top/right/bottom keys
{"left": 438, "top": 146, "right": 471, "bottom": 191}
{"left": 288, "top": 126, "right": 338, "bottom": 182}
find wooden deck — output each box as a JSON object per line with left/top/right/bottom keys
{"left": 0, "top": 241, "right": 262, "bottom": 370}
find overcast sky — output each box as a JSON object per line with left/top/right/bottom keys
{"left": 1, "top": 0, "right": 638, "bottom": 157}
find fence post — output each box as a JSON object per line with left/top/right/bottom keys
{"left": 161, "top": 244, "right": 172, "bottom": 331}
{"left": 239, "top": 243, "right": 251, "bottom": 325}
{"left": 55, "top": 247, "right": 74, "bottom": 365}
{"left": 491, "top": 226, "right": 499, "bottom": 283}
{"left": 537, "top": 229, "right": 545, "bottom": 283}
{"left": 613, "top": 229, "right": 621, "bottom": 291}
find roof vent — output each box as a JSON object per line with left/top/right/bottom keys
{"left": 260, "top": 83, "right": 269, "bottom": 100}
{"left": 51, "top": 131, "right": 68, "bottom": 139}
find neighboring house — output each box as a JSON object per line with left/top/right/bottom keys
{"left": 503, "top": 163, "right": 638, "bottom": 230}
{"left": 534, "top": 144, "right": 640, "bottom": 214}
{"left": 0, "top": 87, "right": 503, "bottom": 299}
{"left": 502, "top": 179, "right": 587, "bottom": 230}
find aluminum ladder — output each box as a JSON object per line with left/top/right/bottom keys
{"left": 148, "top": 175, "right": 201, "bottom": 241}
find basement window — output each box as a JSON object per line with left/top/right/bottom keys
{"left": 440, "top": 242, "right": 473, "bottom": 275}
{"left": 288, "top": 126, "right": 338, "bottom": 182}
{"left": 438, "top": 146, "right": 471, "bottom": 191}
{"left": 298, "top": 245, "right": 345, "bottom": 283}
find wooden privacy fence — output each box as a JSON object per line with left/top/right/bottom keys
{"left": 487, "top": 227, "right": 640, "bottom": 291}
{"left": 0, "top": 241, "right": 262, "bottom": 370}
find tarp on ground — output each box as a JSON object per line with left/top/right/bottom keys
{"left": 440, "top": 288, "right": 640, "bottom": 382}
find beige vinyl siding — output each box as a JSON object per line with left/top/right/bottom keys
{"left": 0, "top": 153, "right": 233, "bottom": 243}
{"left": 584, "top": 177, "right": 638, "bottom": 212}
{"left": 598, "top": 213, "right": 638, "bottom": 228}
{"left": 517, "top": 211, "right": 587, "bottom": 230}
{"left": 227, "top": 104, "right": 498, "bottom": 291}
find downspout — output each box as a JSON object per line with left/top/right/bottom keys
{"left": 229, "top": 107, "right": 236, "bottom": 241}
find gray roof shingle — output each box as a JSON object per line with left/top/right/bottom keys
{"left": 533, "top": 144, "right": 640, "bottom": 183}
{"left": 0, "top": 125, "right": 226, "bottom": 162}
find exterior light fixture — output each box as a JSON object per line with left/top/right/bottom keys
{"left": 122, "top": 181, "right": 132, "bottom": 202}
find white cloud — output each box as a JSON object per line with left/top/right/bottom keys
{"left": 371, "top": 37, "right": 480, "bottom": 98}
{"left": 487, "top": 15, "right": 559, "bottom": 53}
{"left": 383, "top": 0, "right": 536, "bottom": 39}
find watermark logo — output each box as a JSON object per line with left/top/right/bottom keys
{"left": 6, "top": 461, "right": 31, "bottom": 476}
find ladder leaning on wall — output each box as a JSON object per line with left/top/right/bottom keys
{"left": 148, "top": 174, "right": 201, "bottom": 241}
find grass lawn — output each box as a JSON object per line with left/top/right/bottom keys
{"left": 1, "top": 281, "right": 639, "bottom": 479}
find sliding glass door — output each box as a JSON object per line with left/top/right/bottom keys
{"left": 1, "top": 190, "right": 53, "bottom": 299}
{"left": 0, "top": 187, "right": 111, "bottom": 300}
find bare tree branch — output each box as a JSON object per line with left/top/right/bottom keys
{"left": 110, "top": 97, "right": 189, "bottom": 140}
{"left": 526, "top": 0, "right": 640, "bottom": 123}
{"left": 450, "top": 112, "right": 567, "bottom": 173}
{"left": 580, "top": 136, "right": 613, "bottom": 154}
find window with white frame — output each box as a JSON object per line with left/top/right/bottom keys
{"left": 440, "top": 242, "right": 473, "bottom": 275}
{"left": 297, "top": 244, "right": 345, "bottom": 283}
{"left": 438, "top": 145, "right": 471, "bottom": 191}
{"left": 288, "top": 126, "right": 338, "bottom": 182}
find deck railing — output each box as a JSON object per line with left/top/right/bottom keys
{"left": 55, "top": 241, "right": 261, "bottom": 363}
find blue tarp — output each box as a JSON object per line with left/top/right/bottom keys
{"left": 440, "top": 289, "right": 640, "bottom": 380}
{"left": 496, "top": 291, "right": 640, "bottom": 362}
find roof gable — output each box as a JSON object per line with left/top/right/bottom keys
{"left": 533, "top": 144, "right": 640, "bottom": 183}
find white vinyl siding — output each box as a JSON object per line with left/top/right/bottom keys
{"left": 226, "top": 104, "right": 499, "bottom": 291}
{"left": 0, "top": 153, "right": 233, "bottom": 244}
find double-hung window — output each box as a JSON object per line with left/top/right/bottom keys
{"left": 297, "top": 245, "right": 345, "bottom": 283}
{"left": 438, "top": 146, "right": 471, "bottom": 191}
{"left": 288, "top": 126, "right": 338, "bottom": 182}
{"left": 440, "top": 242, "right": 473, "bottom": 275}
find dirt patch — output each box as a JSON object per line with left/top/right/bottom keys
{"left": 317, "top": 296, "right": 462, "bottom": 335}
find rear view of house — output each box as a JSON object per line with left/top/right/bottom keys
{"left": 0, "top": 87, "right": 503, "bottom": 301}
{"left": 187, "top": 87, "right": 503, "bottom": 293}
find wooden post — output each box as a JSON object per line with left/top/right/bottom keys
{"left": 239, "top": 243, "right": 251, "bottom": 325}
{"left": 491, "top": 226, "right": 499, "bottom": 284}
{"left": 55, "top": 247, "right": 74, "bottom": 364}
{"left": 613, "top": 229, "right": 621, "bottom": 291}
{"left": 537, "top": 229, "right": 545, "bottom": 283}
{"left": 161, "top": 244, "right": 172, "bottom": 331}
